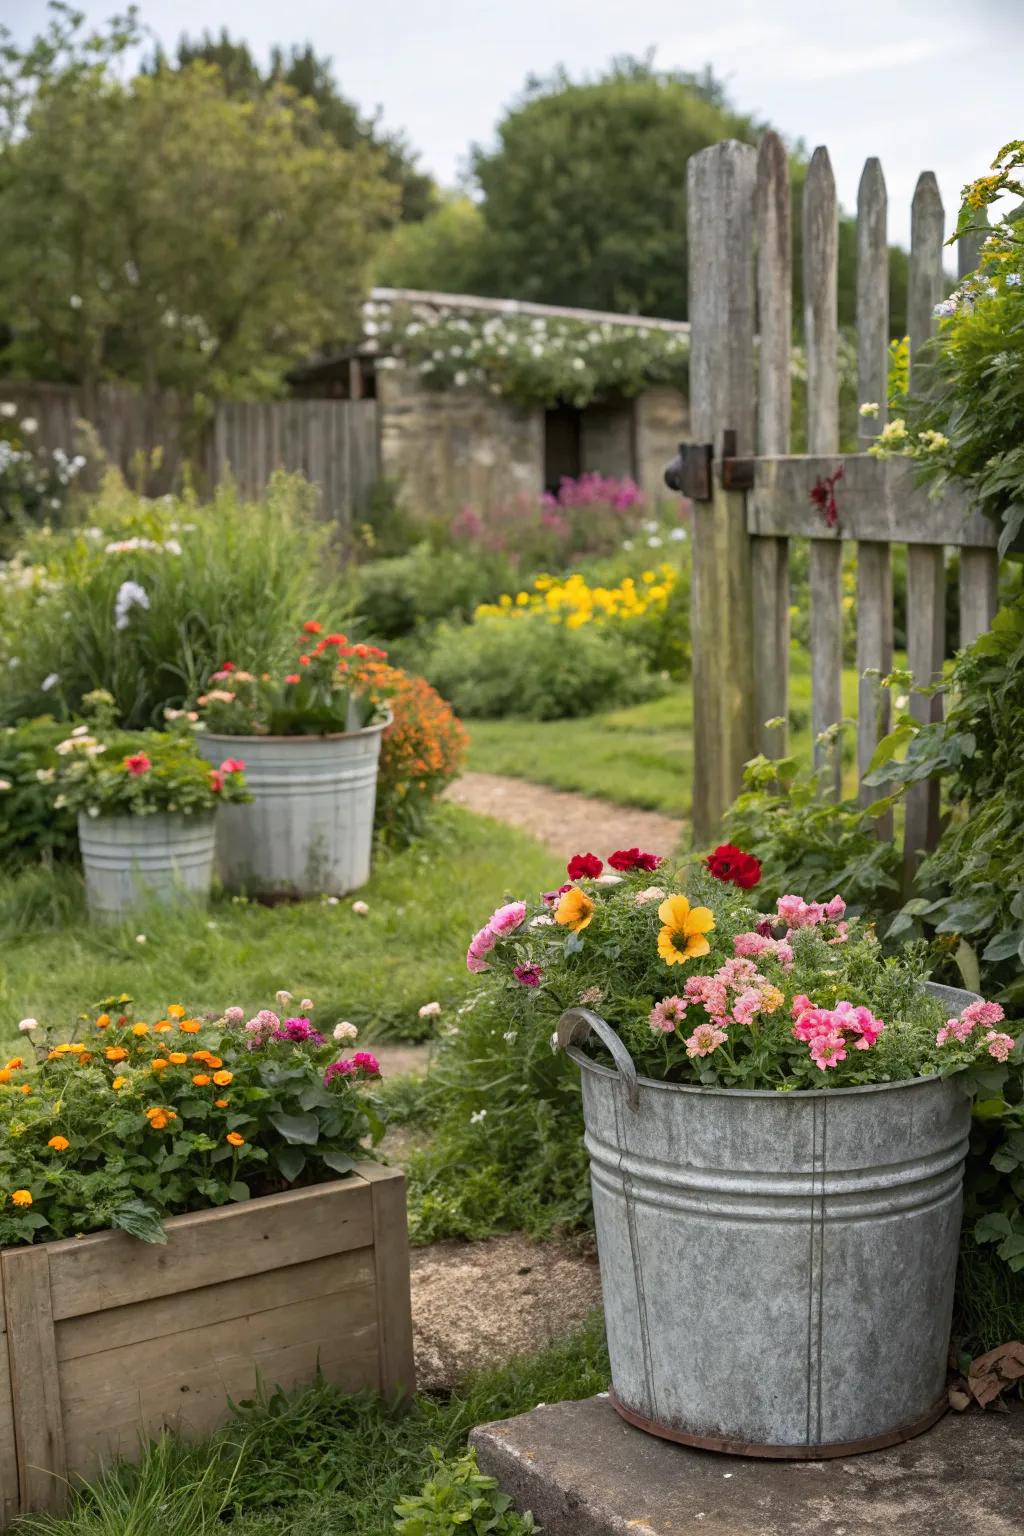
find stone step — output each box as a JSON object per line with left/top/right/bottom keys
{"left": 470, "top": 1393, "right": 1024, "bottom": 1536}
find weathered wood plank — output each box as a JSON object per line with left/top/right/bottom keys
{"left": 44, "top": 1178, "right": 373, "bottom": 1321}
{"left": 59, "top": 1283, "right": 379, "bottom": 1482}
{"left": 753, "top": 130, "right": 791, "bottom": 757}
{"left": 360, "top": 1163, "right": 416, "bottom": 1398}
{"left": 903, "top": 545, "right": 946, "bottom": 881}
{"left": 687, "top": 140, "right": 758, "bottom": 843}
{"left": 1, "top": 1248, "right": 66, "bottom": 1515}
{"left": 856, "top": 157, "right": 889, "bottom": 443}
{"left": 856, "top": 542, "right": 894, "bottom": 836}
{"left": 746, "top": 454, "right": 995, "bottom": 547}
{"left": 957, "top": 204, "right": 988, "bottom": 280}
{"left": 0, "top": 1258, "right": 21, "bottom": 1526}
{"left": 908, "top": 172, "right": 945, "bottom": 394}
{"left": 810, "top": 541, "right": 843, "bottom": 796}
{"left": 958, "top": 547, "right": 998, "bottom": 648}
{"left": 803, "top": 146, "right": 838, "bottom": 456}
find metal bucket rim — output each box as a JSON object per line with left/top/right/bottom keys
{"left": 565, "top": 1043, "right": 966, "bottom": 1100}
{"left": 199, "top": 709, "right": 392, "bottom": 747}
{"left": 77, "top": 810, "right": 217, "bottom": 828}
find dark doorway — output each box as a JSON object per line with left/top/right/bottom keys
{"left": 544, "top": 406, "right": 582, "bottom": 492}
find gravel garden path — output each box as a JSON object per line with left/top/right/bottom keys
{"left": 445, "top": 771, "right": 684, "bottom": 862}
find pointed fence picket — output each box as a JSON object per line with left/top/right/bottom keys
{"left": 686, "top": 134, "right": 1000, "bottom": 878}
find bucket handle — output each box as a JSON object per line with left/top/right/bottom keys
{"left": 557, "top": 1007, "right": 639, "bottom": 1112}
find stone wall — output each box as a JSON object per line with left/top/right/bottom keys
{"left": 376, "top": 364, "right": 543, "bottom": 521}
{"left": 635, "top": 385, "right": 689, "bottom": 505}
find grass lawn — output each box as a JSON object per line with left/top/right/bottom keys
{"left": 0, "top": 806, "right": 560, "bottom": 1053}
{"left": 467, "top": 656, "right": 862, "bottom": 817}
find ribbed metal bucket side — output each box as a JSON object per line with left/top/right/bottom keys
{"left": 198, "top": 727, "right": 384, "bottom": 897}
{"left": 561, "top": 984, "right": 978, "bottom": 1456}
{"left": 78, "top": 812, "right": 216, "bottom": 920}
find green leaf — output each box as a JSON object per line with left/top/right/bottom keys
{"left": 954, "top": 939, "right": 981, "bottom": 995}
{"left": 321, "top": 1149, "right": 356, "bottom": 1176}
{"left": 110, "top": 1200, "right": 167, "bottom": 1245}
{"left": 227, "top": 1181, "right": 251, "bottom": 1202}
{"left": 974, "top": 1211, "right": 1013, "bottom": 1244}
{"left": 275, "top": 1144, "right": 307, "bottom": 1182}
{"left": 269, "top": 1110, "right": 320, "bottom": 1146}
{"left": 971, "top": 1098, "right": 1009, "bottom": 1121}
{"left": 982, "top": 927, "right": 1024, "bottom": 962}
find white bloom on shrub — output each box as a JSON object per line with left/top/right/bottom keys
{"left": 550, "top": 1031, "right": 559, "bottom": 1052}
{"left": 275, "top": 990, "right": 293, "bottom": 1004}
{"left": 114, "top": 580, "right": 149, "bottom": 630}
{"left": 858, "top": 401, "right": 880, "bottom": 418}
{"left": 18, "top": 1018, "right": 39, "bottom": 1032}
{"left": 20, "top": 418, "right": 38, "bottom": 434}
{"left": 0, "top": 778, "right": 11, "bottom": 791}
{"left": 647, "top": 535, "right": 663, "bottom": 548}
{"left": 0, "top": 403, "right": 16, "bottom": 418}
{"left": 418, "top": 1001, "right": 442, "bottom": 1018}
{"left": 503, "top": 1030, "right": 517, "bottom": 1044}
{"left": 595, "top": 874, "right": 623, "bottom": 885}
{"left": 530, "top": 914, "right": 554, "bottom": 927}
{"left": 352, "top": 900, "right": 369, "bottom": 916}
{"left": 135, "top": 933, "right": 146, "bottom": 944}
{"left": 326, "top": 895, "right": 340, "bottom": 905}
{"left": 69, "top": 294, "right": 82, "bottom": 309}
{"left": 35, "top": 768, "right": 55, "bottom": 784}
{"left": 41, "top": 672, "right": 59, "bottom": 691}
{"left": 333, "top": 1021, "right": 358, "bottom": 1041}
{"left": 300, "top": 997, "right": 314, "bottom": 1011}
{"left": 470, "top": 1108, "right": 487, "bottom": 1124}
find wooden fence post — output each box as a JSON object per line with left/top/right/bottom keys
{"left": 687, "top": 139, "right": 757, "bottom": 845}
{"left": 956, "top": 205, "right": 999, "bottom": 648}
{"left": 752, "top": 130, "right": 791, "bottom": 759}
{"left": 803, "top": 147, "right": 842, "bottom": 799}
{"left": 904, "top": 171, "right": 946, "bottom": 881}
{"left": 854, "top": 157, "right": 894, "bottom": 837}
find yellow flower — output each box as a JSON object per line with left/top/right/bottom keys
{"left": 167, "top": 1052, "right": 188, "bottom": 1066}
{"left": 179, "top": 1019, "right": 201, "bottom": 1034}
{"left": 112, "top": 1075, "right": 127, "bottom": 1090}
{"left": 95, "top": 1014, "right": 110, "bottom": 1028}
{"left": 167, "top": 1004, "right": 186, "bottom": 1019}
{"left": 759, "top": 985, "right": 785, "bottom": 1015}
{"left": 105, "top": 1046, "right": 128, "bottom": 1063}
{"left": 554, "top": 887, "right": 595, "bottom": 934}
{"left": 131, "top": 1023, "right": 149, "bottom": 1037}
{"left": 656, "top": 895, "right": 715, "bottom": 967}
{"left": 212, "top": 1070, "right": 233, "bottom": 1087}
{"left": 47, "top": 1136, "right": 70, "bottom": 1151}
{"left": 11, "top": 1189, "right": 32, "bottom": 1207}
{"left": 0, "top": 1070, "right": 11, "bottom": 1085}
{"left": 226, "top": 1131, "right": 245, "bottom": 1148}
{"left": 154, "top": 1020, "right": 172, "bottom": 1032}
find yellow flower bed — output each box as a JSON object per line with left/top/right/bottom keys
{"left": 475, "top": 565, "right": 677, "bottom": 630}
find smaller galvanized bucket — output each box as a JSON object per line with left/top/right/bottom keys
{"left": 197, "top": 721, "right": 386, "bottom": 899}
{"left": 558, "top": 982, "right": 978, "bottom": 1459}
{"left": 78, "top": 811, "right": 216, "bottom": 921}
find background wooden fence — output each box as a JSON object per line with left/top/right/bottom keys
{"left": 687, "top": 134, "right": 998, "bottom": 880}
{"left": 0, "top": 382, "right": 379, "bottom": 531}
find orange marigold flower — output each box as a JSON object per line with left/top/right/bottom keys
{"left": 96, "top": 1014, "right": 110, "bottom": 1028}
{"left": 105, "top": 1046, "right": 128, "bottom": 1062}
{"left": 154, "top": 1020, "right": 172, "bottom": 1032}
{"left": 112, "top": 1076, "right": 127, "bottom": 1090}
{"left": 226, "top": 1132, "right": 245, "bottom": 1147}
{"left": 11, "top": 1190, "right": 32, "bottom": 1207}
{"left": 192, "top": 1073, "right": 211, "bottom": 1086}
{"left": 206, "top": 1057, "right": 223, "bottom": 1069}
{"left": 47, "top": 1136, "right": 70, "bottom": 1151}
{"left": 131, "top": 1023, "right": 149, "bottom": 1037}
{"left": 0, "top": 1070, "right": 12, "bottom": 1085}
{"left": 214, "top": 1098, "right": 229, "bottom": 1108}
{"left": 148, "top": 1111, "right": 169, "bottom": 1129}
{"left": 179, "top": 1019, "right": 201, "bottom": 1034}
{"left": 6, "top": 1057, "right": 24, "bottom": 1070}
{"left": 191, "top": 1050, "right": 212, "bottom": 1064}
{"left": 151, "top": 1059, "right": 169, "bottom": 1072}
{"left": 19, "top": 1084, "right": 31, "bottom": 1096}
{"left": 167, "top": 1005, "right": 186, "bottom": 1019}
{"left": 212, "top": 1069, "right": 233, "bottom": 1086}
{"left": 167, "top": 1052, "right": 188, "bottom": 1066}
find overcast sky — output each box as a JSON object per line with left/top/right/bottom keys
{"left": 9, "top": 0, "right": 1021, "bottom": 247}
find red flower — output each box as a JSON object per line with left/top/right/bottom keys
{"left": 567, "top": 852, "right": 603, "bottom": 880}
{"left": 123, "top": 753, "right": 151, "bottom": 777}
{"left": 208, "top": 770, "right": 224, "bottom": 793}
{"left": 284, "top": 673, "right": 301, "bottom": 684}
{"left": 608, "top": 847, "right": 661, "bottom": 872}
{"left": 217, "top": 661, "right": 236, "bottom": 674}
{"left": 298, "top": 654, "right": 311, "bottom": 666}
{"left": 302, "top": 620, "right": 323, "bottom": 635}
{"left": 707, "top": 844, "right": 762, "bottom": 889}
{"left": 219, "top": 758, "right": 245, "bottom": 774}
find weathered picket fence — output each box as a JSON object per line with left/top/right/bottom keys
{"left": 685, "top": 133, "right": 998, "bottom": 882}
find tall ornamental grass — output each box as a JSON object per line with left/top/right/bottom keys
{"left": 0, "top": 472, "right": 351, "bottom": 728}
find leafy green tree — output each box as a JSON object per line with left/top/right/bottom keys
{"left": 373, "top": 195, "right": 501, "bottom": 293}
{"left": 0, "top": 7, "right": 398, "bottom": 402}
{"left": 155, "top": 30, "right": 435, "bottom": 222}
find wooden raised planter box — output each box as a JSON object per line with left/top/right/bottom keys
{"left": 0, "top": 1163, "right": 414, "bottom": 1525}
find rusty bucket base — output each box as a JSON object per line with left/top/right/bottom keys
{"left": 608, "top": 1387, "right": 949, "bottom": 1459}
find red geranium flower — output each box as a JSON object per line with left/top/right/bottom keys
{"left": 219, "top": 758, "right": 245, "bottom": 774}
{"left": 217, "top": 661, "right": 236, "bottom": 673}
{"left": 208, "top": 770, "right": 224, "bottom": 793}
{"left": 608, "top": 847, "right": 661, "bottom": 872}
{"left": 567, "top": 852, "right": 603, "bottom": 880}
{"left": 302, "top": 620, "right": 323, "bottom": 635}
{"left": 707, "top": 844, "right": 762, "bottom": 889}
{"left": 284, "top": 673, "right": 301, "bottom": 684}
{"left": 123, "top": 752, "right": 151, "bottom": 777}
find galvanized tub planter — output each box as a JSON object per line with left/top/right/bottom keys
{"left": 78, "top": 811, "right": 216, "bottom": 920}
{"left": 557, "top": 981, "right": 978, "bottom": 1459}
{"left": 197, "top": 720, "right": 387, "bottom": 898}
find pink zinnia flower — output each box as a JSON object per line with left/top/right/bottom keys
{"left": 219, "top": 758, "right": 246, "bottom": 774}
{"left": 684, "top": 1022, "right": 728, "bottom": 1058}
{"left": 514, "top": 963, "right": 543, "bottom": 987}
{"left": 985, "top": 1031, "right": 1015, "bottom": 1063}
{"left": 961, "top": 1001, "right": 1006, "bottom": 1029}
{"left": 272, "top": 1017, "right": 325, "bottom": 1045}
{"left": 809, "top": 1032, "right": 847, "bottom": 1069}
{"left": 489, "top": 901, "right": 527, "bottom": 935}
{"left": 649, "top": 995, "right": 687, "bottom": 1033}
{"left": 466, "top": 925, "right": 497, "bottom": 973}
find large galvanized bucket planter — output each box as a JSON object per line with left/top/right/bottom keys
{"left": 557, "top": 982, "right": 978, "bottom": 1459}
{"left": 78, "top": 811, "right": 216, "bottom": 920}
{"left": 197, "top": 721, "right": 387, "bottom": 898}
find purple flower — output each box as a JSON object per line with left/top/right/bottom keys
{"left": 272, "top": 1016, "right": 326, "bottom": 1045}
{"left": 513, "top": 964, "right": 543, "bottom": 987}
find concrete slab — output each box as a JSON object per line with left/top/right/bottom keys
{"left": 470, "top": 1394, "right": 1024, "bottom": 1536}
